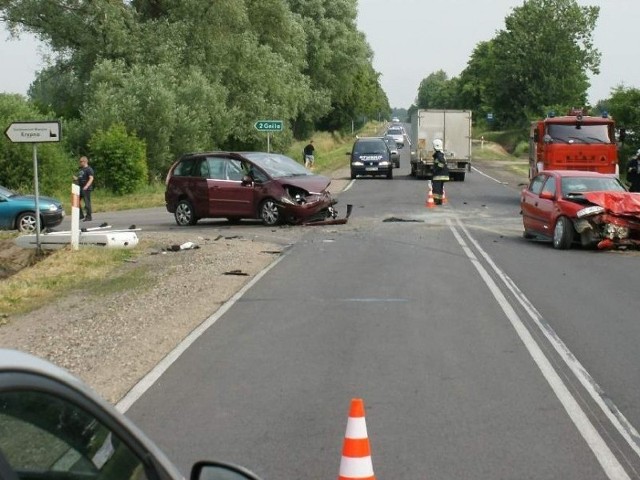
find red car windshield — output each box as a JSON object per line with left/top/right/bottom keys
{"left": 561, "top": 176, "right": 626, "bottom": 195}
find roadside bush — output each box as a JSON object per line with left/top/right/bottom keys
{"left": 477, "top": 128, "right": 528, "bottom": 154}
{"left": 512, "top": 141, "right": 529, "bottom": 158}
{"left": 88, "top": 124, "right": 148, "bottom": 195}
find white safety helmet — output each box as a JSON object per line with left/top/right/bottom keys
{"left": 433, "top": 139, "right": 443, "bottom": 152}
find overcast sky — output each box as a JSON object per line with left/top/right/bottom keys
{"left": 1, "top": 0, "right": 638, "bottom": 109}
{"left": 356, "top": 0, "right": 638, "bottom": 108}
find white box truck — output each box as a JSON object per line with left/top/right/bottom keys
{"left": 410, "top": 109, "right": 472, "bottom": 181}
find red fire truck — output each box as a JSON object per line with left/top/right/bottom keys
{"left": 529, "top": 109, "right": 619, "bottom": 179}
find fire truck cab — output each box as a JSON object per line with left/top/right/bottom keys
{"left": 529, "top": 109, "right": 619, "bottom": 179}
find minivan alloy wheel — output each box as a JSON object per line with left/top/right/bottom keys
{"left": 175, "top": 200, "right": 196, "bottom": 226}
{"left": 260, "top": 199, "right": 281, "bottom": 226}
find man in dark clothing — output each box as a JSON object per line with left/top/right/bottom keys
{"left": 74, "top": 156, "right": 95, "bottom": 221}
{"left": 303, "top": 140, "right": 315, "bottom": 169}
{"left": 431, "top": 139, "right": 449, "bottom": 205}
{"left": 628, "top": 149, "right": 640, "bottom": 192}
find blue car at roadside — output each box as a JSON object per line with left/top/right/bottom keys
{"left": 0, "top": 184, "right": 65, "bottom": 233}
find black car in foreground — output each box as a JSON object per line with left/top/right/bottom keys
{"left": 347, "top": 137, "right": 393, "bottom": 179}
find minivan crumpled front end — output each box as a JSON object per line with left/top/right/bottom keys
{"left": 573, "top": 192, "right": 640, "bottom": 249}
{"left": 277, "top": 183, "right": 337, "bottom": 224}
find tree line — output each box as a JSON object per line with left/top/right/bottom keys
{"left": 409, "top": 0, "right": 640, "bottom": 160}
{"left": 410, "top": 0, "right": 602, "bottom": 128}
{"left": 0, "top": 0, "right": 390, "bottom": 193}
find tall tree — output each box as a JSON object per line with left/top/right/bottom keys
{"left": 606, "top": 86, "right": 640, "bottom": 159}
{"left": 486, "top": 0, "right": 600, "bottom": 126}
{"left": 457, "top": 41, "right": 494, "bottom": 119}
{"left": 416, "top": 70, "right": 459, "bottom": 109}
{"left": 286, "top": 0, "right": 387, "bottom": 132}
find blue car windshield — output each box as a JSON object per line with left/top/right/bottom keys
{"left": 242, "top": 153, "right": 311, "bottom": 178}
{"left": 0, "top": 185, "right": 15, "bottom": 197}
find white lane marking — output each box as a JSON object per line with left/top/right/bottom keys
{"left": 116, "top": 253, "right": 288, "bottom": 414}
{"left": 454, "top": 218, "right": 640, "bottom": 459}
{"left": 343, "top": 179, "right": 356, "bottom": 192}
{"left": 447, "top": 218, "right": 630, "bottom": 480}
{"left": 472, "top": 165, "right": 509, "bottom": 184}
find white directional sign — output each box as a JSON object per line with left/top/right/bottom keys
{"left": 4, "top": 121, "right": 61, "bottom": 143}
{"left": 254, "top": 120, "right": 283, "bottom": 132}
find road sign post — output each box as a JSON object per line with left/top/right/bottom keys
{"left": 4, "top": 121, "right": 61, "bottom": 253}
{"left": 254, "top": 120, "right": 283, "bottom": 153}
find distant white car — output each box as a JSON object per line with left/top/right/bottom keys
{"left": 392, "top": 116, "right": 400, "bottom": 123}
{"left": 386, "top": 126, "right": 405, "bottom": 148}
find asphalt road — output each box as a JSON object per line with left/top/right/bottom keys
{"left": 122, "top": 146, "right": 640, "bottom": 479}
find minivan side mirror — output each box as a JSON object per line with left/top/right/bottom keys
{"left": 241, "top": 175, "right": 254, "bottom": 186}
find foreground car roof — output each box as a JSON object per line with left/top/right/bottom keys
{"left": 0, "top": 348, "right": 183, "bottom": 478}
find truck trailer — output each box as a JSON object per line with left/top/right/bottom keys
{"left": 410, "top": 109, "right": 472, "bottom": 181}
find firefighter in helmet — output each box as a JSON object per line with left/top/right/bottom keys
{"left": 432, "top": 139, "right": 449, "bottom": 204}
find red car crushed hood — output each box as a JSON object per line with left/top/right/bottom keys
{"left": 575, "top": 192, "right": 640, "bottom": 249}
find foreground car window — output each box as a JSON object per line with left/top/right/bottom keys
{"left": 0, "top": 391, "right": 149, "bottom": 479}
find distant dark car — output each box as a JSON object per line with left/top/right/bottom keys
{"left": 521, "top": 170, "right": 640, "bottom": 250}
{"left": 165, "top": 151, "right": 336, "bottom": 226}
{"left": 0, "top": 348, "right": 263, "bottom": 480}
{"left": 347, "top": 137, "right": 393, "bottom": 179}
{"left": 382, "top": 136, "right": 400, "bottom": 168}
{"left": 0, "top": 184, "right": 65, "bottom": 233}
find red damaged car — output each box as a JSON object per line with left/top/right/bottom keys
{"left": 521, "top": 170, "right": 640, "bottom": 250}
{"left": 165, "top": 151, "right": 338, "bottom": 226}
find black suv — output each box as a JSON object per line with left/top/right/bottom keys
{"left": 347, "top": 137, "right": 393, "bottom": 179}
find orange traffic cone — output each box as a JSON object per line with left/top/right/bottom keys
{"left": 338, "top": 398, "right": 376, "bottom": 480}
{"left": 425, "top": 182, "right": 436, "bottom": 208}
